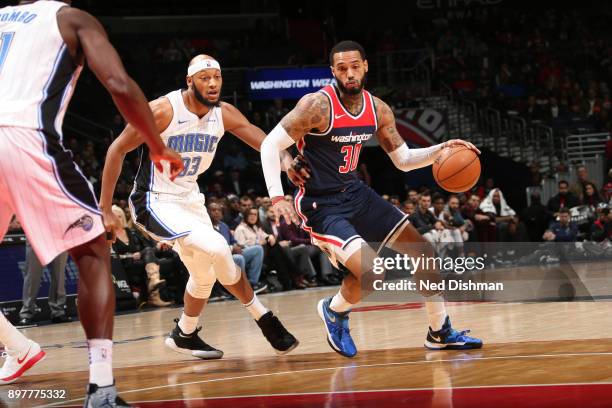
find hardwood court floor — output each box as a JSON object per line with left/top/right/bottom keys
{"left": 3, "top": 286, "right": 612, "bottom": 407}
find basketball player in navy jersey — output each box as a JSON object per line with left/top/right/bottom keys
{"left": 262, "top": 41, "right": 483, "bottom": 357}
{"left": 0, "top": 1, "right": 182, "bottom": 406}
{"left": 101, "top": 55, "right": 299, "bottom": 362}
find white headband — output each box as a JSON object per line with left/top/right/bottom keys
{"left": 187, "top": 59, "right": 221, "bottom": 76}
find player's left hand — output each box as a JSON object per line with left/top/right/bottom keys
{"left": 443, "top": 139, "right": 481, "bottom": 154}
{"left": 271, "top": 197, "right": 299, "bottom": 225}
{"left": 287, "top": 154, "right": 311, "bottom": 187}
{"left": 102, "top": 209, "right": 122, "bottom": 243}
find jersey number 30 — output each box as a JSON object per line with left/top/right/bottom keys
{"left": 0, "top": 32, "right": 15, "bottom": 74}
{"left": 338, "top": 143, "right": 363, "bottom": 173}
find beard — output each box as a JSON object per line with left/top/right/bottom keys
{"left": 192, "top": 83, "right": 221, "bottom": 107}
{"left": 335, "top": 72, "right": 367, "bottom": 95}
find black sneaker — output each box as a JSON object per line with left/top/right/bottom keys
{"left": 164, "top": 319, "right": 223, "bottom": 359}
{"left": 256, "top": 311, "right": 299, "bottom": 355}
{"left": 252, "top": 281, "right": 268, "bottom": 294}
{"left": 84, "top": 383, "right": 131, "bottom": 407}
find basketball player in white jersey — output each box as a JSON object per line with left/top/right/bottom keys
{"left": 0, "top": 1, "right": 183, "bottom": 406}
{"left": 101, "top": 54, "right": 299, "bottom": 359}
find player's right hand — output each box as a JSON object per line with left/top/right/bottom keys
{"left": 272, "top": 198, "right": 299, "bottom": 225}
{"left": 287, "top": 154, "right": 311, "bottom": 187}
{"left": 150, "top": 147, "right": 184, "bottom": 181}
{"left": 102, "top": 209, "right": 122, "bottom": 243}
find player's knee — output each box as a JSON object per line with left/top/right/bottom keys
{"left": 217, "top": 261, "right": 241, "bottom": 286}
{"left": 186, "top": 276, "right": 214, "bottom": 299}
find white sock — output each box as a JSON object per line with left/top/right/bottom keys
{"left": 0, "top": 313, "right": 30, "bottom": 353}
{"left": 425, "top": 293, "right": 447, "bottom": 331}
{"left": 178, "top": 313, "right": 199, "bottom": 335}
{"left": 87, "top": 339, "right": 113, "bottom": 387}
{"left": 243, "top": 294, "right": 268, "bottom": 321}
{"left": 330, "top": 291, "right": 353, "bottom": 313}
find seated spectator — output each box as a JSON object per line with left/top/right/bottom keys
{"left": 278, "top": 216, "right": 335, "bottom": 287}
{"left": 590, "top": 207, "right": 611, "bottom": 242}
{"left": 430, "top": 194, "right": 464, "bottom": 256}
{"left": 259, "top": 208, "right": 303, "bottom": 290}
{"left": 480, "top": 188, "right": 528, "bottom": 242}
{"left": 521, "top": 192, "right": 551, "bottom": 242}
{"left": 543, "top": 208, "right": 578, "bottom": 242}
{"left": 547, "top": 180, "right": 580, "bottom": 215}
{"left": 208, "top": 203, "right": 267, "bottom": 294}
{"left": 407, "top": 189, "right": 419, "bottom": 205}
{"left": 402, "top": 200, "right": 415, "bottom": 215}
{"left": 111, "top": 206, "right": 172, "bottom": 307}
{"left": 409, "top": 193, "right": 453, "bottom": 256}
{"left": 602, "top": 168, "right": 612, "bottom": 203}
{"left": 447, "top": 195, "right": 469, "bottom": 251}
{"left": 461, "top": 194, "right": 496, "bottom": 243}
{"left": 582, "top": 182, "right": 604, "bottom": 208}
{"left": 233, "top": 208, "right": 268, "bottom": 292}
{"left": 570, "top": 165, "right": 595, "bottom": 200}
{"left": 223, "top": 194, "right": 241, "bottom": 229}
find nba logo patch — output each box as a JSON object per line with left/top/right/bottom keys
{"left": 313, "top": 202, "right": 317, "bottom": 209}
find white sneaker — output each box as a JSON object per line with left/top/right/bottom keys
{"left": 0, "top": 340, "right": 45, "bottom": 385}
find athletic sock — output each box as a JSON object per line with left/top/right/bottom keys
{"left": 178, "top": 312, "right": 199, "bottom": 335}
{"left": 425, "top": 293, "right": 447, "bottom": 331}
{"left": 243, "top": 294, "right": 268, "bottom": 321}
{"left": 87, "top": 339, "right": 113, "bottom": 387}
{"left": 0, "top": 313, "right": 30, "bottom": 353}
{"left": 329, "top": 291, "right": 353, "bottom": 313}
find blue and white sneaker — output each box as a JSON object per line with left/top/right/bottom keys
{"left": 424, "top": 316, "right": 483, "bottom": 350}
{"left": 317, "top": 297, "right": 357, "bottom": 358}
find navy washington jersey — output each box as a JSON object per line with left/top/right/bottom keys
{"left": 297, "top": 84, "right": 377, "bottom": 195}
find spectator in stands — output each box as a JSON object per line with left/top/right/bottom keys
{"left": 402, "top": 200, "right": 415, "bottom": 215}
{"left": 225, "top": 169, "right": 246, "bottom": 196}
{"left": 480, "top": 188, "right": 527, "bottom": 242}
{"left": 233, "top": 208, "right": 268, "bottom": 292}
{"left": 207, "top": 203, "right": 267, "bottom": 294}
{"left": 223, "top": 194, "right": 241, "bottom": 229}
{"left": 543, "top": 208, "right": 578, "bottom": 242}
{"left": 258, "top": 197, "right": 272, "bottom": 222}
{"left": 521, "top": 192, "right": 550, "bottom": 242}
{"left": 409, "top": 193, "right": 453, "bottom": 256}
{"left": 463, "top": 193, "right": 496, "bottom": 243}
{"left": 259, "top": 207, "right": 302, "bottom": 289}
{"left": 278, "top": 217, "right": 336, "bottom": 287}
{"left": 582, "top": 182, "right": 604, "bottom": 208}
{"left": 111, "top": 206, "right": 172, "bottom": 307}
{"left": 547, "top": 180, "right": 580, "bottom": 215}
{"left": 431, "top": 194, "right": 465, "bottom": 256}
{"left": 447, "top": 195, "right": 469, "bottom": 244}
{"left": 267, "top": 98, "right": 289, "bottom": 124}
{"left": 570, "top": 165, "right": 595, "bottom": 199}
{"left": 602, "top": 168, "right": 612, "bottom": 203}
{"left": 590, "top": 207, "right": 611, "bottom": 242}
{"left": 407, "top": 189, "right": 419, "bottom": 205}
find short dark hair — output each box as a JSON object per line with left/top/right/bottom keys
{"left": 558, "top": 180, "right": 569, "bottom": 187}
{"left": 432, "top": 193, "right": 445, "bottom": 203}
{"left": 329, "top": 40, "right": 366, "bottom": 65}
{"left": 558, "top": 207, "right": 571, "bottom": 215}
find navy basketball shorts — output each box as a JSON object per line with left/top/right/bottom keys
{"left": 294, "top": 182, "right": 410, "bottom": 268}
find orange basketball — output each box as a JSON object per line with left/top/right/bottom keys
{"left": 432, "top": 145, "right": 480, "bottom": 193}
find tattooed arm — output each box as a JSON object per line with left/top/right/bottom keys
{"left": 374, "top": 97, "right": 479, "bottom": 171}
{"left": 280, "top": 92, "right": 331, "bottom": 142}
{"left": 260, "top": 93, "right": 330, "bottom": 223}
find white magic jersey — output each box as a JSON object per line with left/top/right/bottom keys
{"left": 0, "top": 1, "right": 81, "bottom": 137}
{"left": 134, "top": 89, "right": 225, "bottom": 196}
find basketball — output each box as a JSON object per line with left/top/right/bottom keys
{"left": 432, "top": 146, "right": 481, "bottom": 193}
